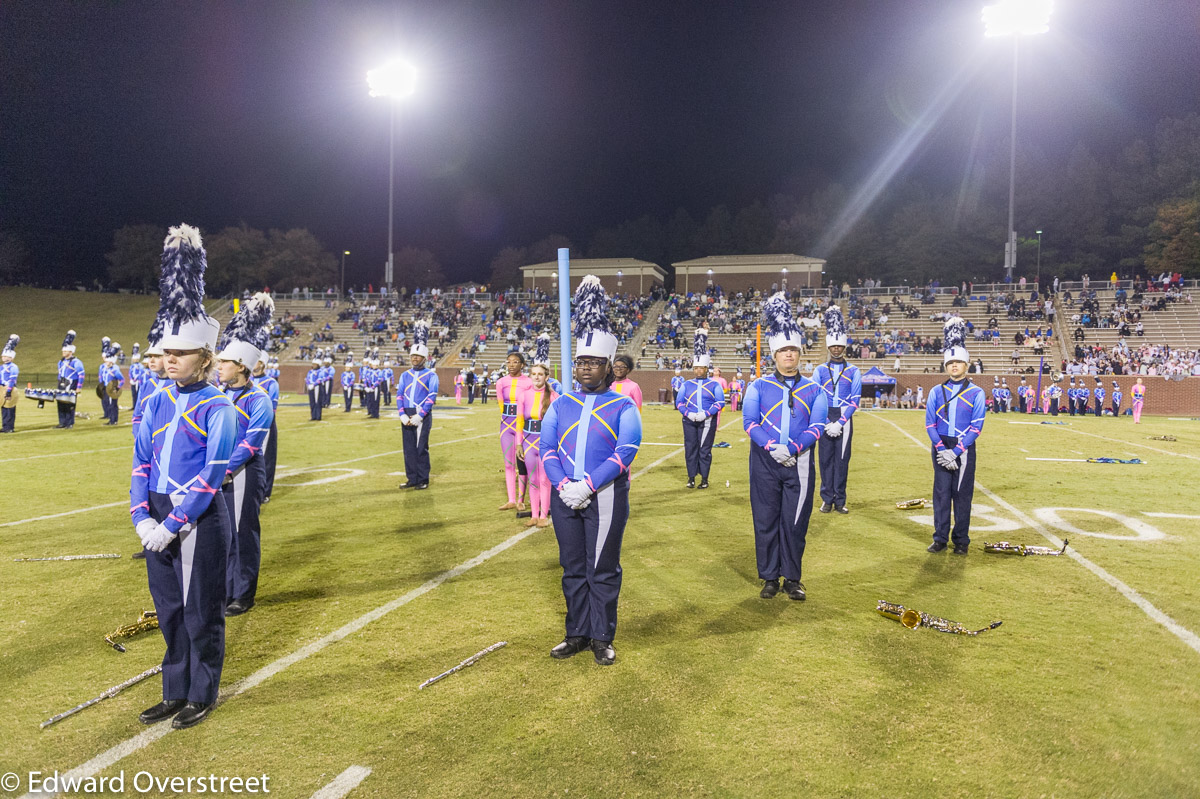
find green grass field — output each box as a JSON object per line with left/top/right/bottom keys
{"left": 2, "top": 389, "right": 1199, "bottom": 798}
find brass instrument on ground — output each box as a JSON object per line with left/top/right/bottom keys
{"left": 105, "top": 610, "right": 159, "bottom": 653}
{"left": 984, "top": 539, "right": 1069, "bottom": 557}
{"left": 895, "top": 498, "right": 927, "bottom": 509}
{"left": 876, "top": 600, "right": 1002, "bottom": 636}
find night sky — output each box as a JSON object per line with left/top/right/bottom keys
{"left": 3, "top": 0, "right": 1199, "bottom": 287}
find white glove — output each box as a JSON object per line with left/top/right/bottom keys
{"left": 135, "top": 519, "right": 157, "bottom": 547}
{"left": 768, "top": 443, "right": 793, "bottom": 465}
{"left": 824, "top": 421, "right": 843, "bottom": 438}
{"left": 559, "top": 481, "right": 593, "bottom": 510}
{"left": 937, "top": 450, "right": 959, "bottom": 470}
{"left": 398, "top": 413, "right": 411, "bottom": 426}
{"left": 688, "top": 411, "right": 706, "bottom": 422}
{"left": 783, "top": 456, "right": 797, "bottom": 468}
{"left": 144, "top": 522, "right": 177, "bottom": 553}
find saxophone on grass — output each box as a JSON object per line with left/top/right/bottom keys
{"left": 983, "top": 539, "right": 1069, "bottom": 556}
{"left": 876, "top": 600, "right": 1002, "bottom": 636}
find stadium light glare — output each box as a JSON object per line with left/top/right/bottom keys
{"left": 367, "top": 59, "right": 417, "bottom": 99}
{"left": 982, "top": 0, "right": 1052, "bottom": 38}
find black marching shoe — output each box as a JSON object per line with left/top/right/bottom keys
{"left": 550, "top": 636, "right": 591, "bottom": 659}
{"left": 686, "top": 480, "right": 695, "bottom": 489}
{"left": 782, "top": 579, "right": 806, "bottom": 601}
{"left": 171, "top": 702, "right": 213, "bottom": 729}
{"left": 760, "top": 578, "right": 780, "bottom": 599}
{"left": 398, "top": 482, "right": 418, "bottom": 489}
{"left": 819, "top": 502, "right": 833, "bottom": 513}
{"left": 834, "top": 505, "right": 849, "bottom": 514}
{"left": 414, "top": 482, "right": 429, "bottom": 490}
{"left": 225, "top": 597, "right": 254, "bottom": 617}
{"left": 927, "top": 541, "right": 948, "bottom": 553}
{"left": 952, "top": 544, "right": 969, "bottom": 555}
{"left": 590, "top": 639, "right": 616, "bottom": 666}
{"left": 139, "top": 699, "right": 186, "bottom": 724}
{"left": 698, "top": 480, "right": 709, "bottom": 490}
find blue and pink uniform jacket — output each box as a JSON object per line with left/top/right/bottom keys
{"left": 675, "top": 378, "right": 725, "bottom": 418}
{"left": 540, "top": 388, "right": 642, "bottom": 492}
{"left": 224, "top": 381, "right": 274, "bottom": 476}
{"left": 742, "top": 374, "right": 828, "bottom": 455}
{"left": 925, "top": 380, "right": 987, "bottom": 454}
{"left": 812, "top": 361, "right": 862, "bottom": 423}
{"left": 397, "top": 366, "right": 439, "bottom": 416}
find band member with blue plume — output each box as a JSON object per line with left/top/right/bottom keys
{"left": 341, "top": 355, "right": 356, "bottom": 412}
{"left": 1, "top": 334, "right": 19, "bottom": 433}
{"left": 743, "top": 293, "right": 828, "bottom": 601}
{"left": 675, "top": 327, "right": 724, "bottom": 489}
{"left": 129, "top": 344, "right": 145, "bottom": 411}
{"left": 305, "top": 357, "right": 324, "bottom": 421}
{"left": 541, "top": 275, "right": 642, "bottom": 666}
{"left": 925, "top": 316, "right": 987, "bottom": 555}
{"left": 251, "top": 346, "right": 280, "bottom": 503}
{"left": 216, "top": 292, "right": 276, "bottom": 616}
{"left": 56, "top": 330, "right": 84, "bottom": 429}
{"left": 99, "top": 340, "right": 126, "bottom": 425}
{"left": 129, "top": 224, "right": 237, "bottom": 729}
{"left": 397, "top": 319, "right": 439, "bottom": 489}
{"left": 813, "top": 305, "right": 861, "bottom": 514}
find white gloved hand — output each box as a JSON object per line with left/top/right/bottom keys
{"left": 135, "top": 519, "right": 157, "bottom": 546}
{"left": 398, "top": 413, "right": 411, "bottom": 426}
{"left": 689, "top": 411, "right": 707, "bottom": 422}
{"left": 783, "top": 456, "right": 798, "bottom": 468}
{"left": 768, "top": 443, "right": 793, "bottom": 465}
{"left": 559, "top": 481, "right": 593, "bottom": 510}
{"left": 824, "top": 421, "right": 843, "bottom": 438}
{"left": 144, "top": 522, "right": 177, "bottom": 553}
{"left": 937, "top": 450, "right": 959, "bottom": 470}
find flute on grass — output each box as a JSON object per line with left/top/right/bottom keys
{"left": 41, "top": 666, "right": 162, "bottom": 729}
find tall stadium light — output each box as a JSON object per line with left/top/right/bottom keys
{"left": 341, "top": 250, "right": 350, "bottom": 298}
{"left": 984, "top": 0, "right": 1051, "bottom": 282}
{"left": 1035, "top": 230, "right": 1043, "bottom": 287}
{"left": 367, "top": 59, "right": 418, "bottom": 292}
{"left": 557, "top": 248, "right": 571, "bottom": 383}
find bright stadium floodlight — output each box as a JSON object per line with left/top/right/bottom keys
{"left": 368, "top": 58, "right": 417, "bottom": 291}
{"left": 982, "top": 0, "right": 1052, "bottom": 37}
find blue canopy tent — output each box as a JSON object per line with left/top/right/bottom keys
{"left": 860, "top": 366, "right": 896, "bottom": 406}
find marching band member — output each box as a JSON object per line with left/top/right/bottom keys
{"left": 1017, "top": 376, "right": 1031, "bottom": 414}
{"left": 542, "top": 276, "right": 641, "bottom": 666}
{"left": 129, "top": 224, "right": 236, "bottom": 729}
{"left": 367, "top": 354, "right": 383, "bottom": 419}
{"left": 990, "top": 377, "right": 1002, "bottom": 414}
{"left": 743, "top": 293, "right": 827, "bottom": 601}
{"left": 305, "top": 358, "right": 323, "bottom": 421}
{"left": 729, "top": 369, "right": 745, "bottom": 412}
{"left": 1040, "top": 382, "right": 1051, "bottom": 415}
{"left": 341, "top": 356, "right": 356, "bottom": 412}
{"left": 1000, "top": 378, "right": 1012, "bottom": 413}
{"left": 397, "top": 321, "right": 438, "bottom": 489}
{"left": 98, "top": 340, "right": 114, "bottom": 424}
{"left": 131, "top": 337, "right": 168, "bottom": 437}
{"left": 813, "top": 306, "right": 862, "bottom": 514}
{"left": 129, "top": 345, "right": 145, "bottom": 411}
{"left": 1, "top": 335, "right": 19, "bottom": 433}
{"left": 1048, "top": 379, "right": 1062, "bottom": 416}
{"left": 925, "top": 317, "right": 987, "bottom": 555}
{"left": 251, "top": 353, "right": 280, "bottom": 503}
{"left": 454, "top": 370, "right": 465, "bottom": 404}
{"left": 102, "top": 342, "right": 126, "bottom": 425}
{"left": 1077, "top": 376, "right": 1090, "bottom": 416}
{"left": 322, "top": 356, "right": 334, "bottom": 408}
{"left": 670, "top": 367, "right": 684, "bottom": 407}
{"left": 676, "top": 328, "right": 724, "bottom": 489}
{"left": 1111, "top": 380, "right": 1122, "bottom": 416}
{"left": 610, "top": 354, "right": 643, "bottom": 409}
{"left": 1131, "top": 377, "right": 1145, "bottom": 423}
{"left": 496, "top": 350, "right": 533, "bottom": 511}
{"left": 516, "top": 335, "right": 559, "bottom": 528}
{"left": 380, "top": 358, "right": 394, "bottom": 407}
{"left": 215, "top": 292, "right": 275, "bottom": 616}
{"left": 711, "top": 365, "right": 729, "bottom": 426}
{"left": 56, "top": 330, "right": 84, "bottom": 429}
{"left": 1092, "top": 377, "right": 1105, "bottom": 417}
{"left": 1066, "top": 377, "right": 1077, "bottom": 416}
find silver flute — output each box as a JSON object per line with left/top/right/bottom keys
{"left": 41, "top": 665, "right": 162, "bottom": 729}
{"left": 419, "top": 641, "right": 507, "bottom": 690}
{"left": 14, "top": 553, "right": 122, "bottom": 562}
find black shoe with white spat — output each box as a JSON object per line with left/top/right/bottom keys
{"left": 550, "top": 636, "right": 591, "bottom": 659}
{"left": 590, "top": 639, "right": 615, "bottom": 666}
{"left": 819, "top": 502, "right": 832, "bottom": 513}
{"left": 834, "top": 505, "right": 849, "bottom": 514}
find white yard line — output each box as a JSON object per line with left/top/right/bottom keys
{"left": 864, "top": 413, "right": 1200, "bottom": 658}
{"left": 0, "top": 446, "right": 128, "bottom": 464}
{"left": 24, "top": 431, "right": 684, "bottom": 796}
{"left": 308, "top": 766, "right": 373, "bottom": 799}
{"left": 1, "top": 501, "right": 126, "bottom": 529}
{"left": 1142, "top": 512, "right": 1200, "bottom": 520}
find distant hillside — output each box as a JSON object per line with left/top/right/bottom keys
{"left": 0, "top": 288, "right": 227, "bottom": 378}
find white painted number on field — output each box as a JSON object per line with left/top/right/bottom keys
{"left": 907, "top": 503, "right": 1022, "bottom": 533}
{"left": 274, "top": 468, "right": 366, "bottom": 487}
{"left": 1032, "top": 507, "right": 1166, "bottom": 542}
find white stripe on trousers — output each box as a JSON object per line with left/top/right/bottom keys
{"left": 593, "top": 483, "right": 616, "bottom": 568}
{"left": 793, "top": 449, "right": 812, "bottom": 525}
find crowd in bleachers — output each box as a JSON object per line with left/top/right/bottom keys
{"left": 1067, "top": 340, "right": 1200, "bottom": 378}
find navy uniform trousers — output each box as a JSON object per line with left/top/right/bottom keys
{"left": 818, "top": 408, "right": 853, "bottom": 507}
{"left": 551, "top": 474, "right": 630, "bottom": 643}
{"left": 308, "top": 386, "right": 322, "bottom": 421}
{"left": 381, "top": 381, "right": 391, "bottom": 406}
{"left": 56, "top": 399, "right": 74, "bottom": 427}
{"left": 930, "top": 436, "right": 977, "bottom": 548}
{"left": 367, "top": 387, "right": 380, "bottom": 419}
{"left": 750, "top": 445, "right": 816, "bottom": 581}
{"left": 223, "top": 454, "right": 266, "bottom": 603}
{"left": 343, "top": 387, "right": 354, "bottom": 412}
{"left": 2, "top": 401, "right": 15, "bottom": 432}
{"left": 147, "top": 491, "right": 229, "bottom": 705}
{"left": 402, "top": 408, "right": 433, "bottom": 484}
{"left": 263, "top": 418, "right": 278, "bottom": 499}
{"left": 682, "top": 416, "right": 718, "bottom": 482}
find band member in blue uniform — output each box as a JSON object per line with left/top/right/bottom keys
{"left": 397, "top": 321, "right": 439, "bottom": 489}
{"left": 56, "top": 330, "right": 84, "bottom": 429}
{"left": 1066, "top": 378, "right": 1076, "bottom": 416}
{"left": 925, "top": 317, "right": 987, "bottom": 555}
{"left": 1, "top": 335, "right": 19, "bottom": 433}
{"left": 322, "top": 356, "right": 334, "bottom": 408}
{"left": 1093, "top": 377, "right": 1105, "bottom": 417}
{"left": 100, "top": 342, "right": 126, "bottom": 425}
{"left": 1111, "top": 381, "right": 1122, "bottom": 416}
{"left": 216, "top": 292, "right": 275, "bottom": 617}
{"left": 1000, "top": 379, "right": 1012, "bottom": 413}
{"left": 251, "top": 351, "right": 280, "bottom": 503}
{"left": 542, "top": 276, "right": 642, "bottom": 666}
{"left": 813, "top": 305, "right": 862, "bottom": 514}
{"left": 380, "top": 358, "right": 394, "bottom": 407}
{"left": 341, "top": 356, "right": 356, "bottom": 412}
{"left": 305, "top": 358, "right": 323, "bottom": 421}
{"left": 670, "top": 367, "right": 684, "bottom": 406}
{"left": 365, "top": 355, "right": 382, "bottom": 419}
{"left": 129, "top": 346, "right": 145, "bottom": 411}
{"left": 1017, "top": 376, "right": 1031, "bottom": 414}
{"left": 676, "top": 329, "right": 724, "bottom": 489}
{"left": 1048, "top": 378, "right": 1062, "bottom": 416}
{"left": 743, "top": 293, "right": 828, "bottom": 601}
{"left": 1077, "top": 377, "right": 1090, "bottom": 416}
{"left": 129, "top": 224, "right": 237, "bottom": 729}
{"left": 131, "top": 338, "right": 169, "bottom": 439}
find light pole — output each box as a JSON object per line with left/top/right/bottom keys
{"left": 367, "top": 58, "right": 417, "bottom": 292}
{"left": 1035, "top": 230, "right": 1042, "bottom": 288}
{"left": 983, "top": 0, "right": 1051, "bottom": 282}
{"left": 340, "top": 250, "right": 350, "bottom": 299}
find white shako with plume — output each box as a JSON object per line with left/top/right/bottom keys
{"left": 763, "top": 292, "right": 805, "bottom": 354}
{"left": 942, "top": 316, "right": 969, "bottom": 365}
{"left": 217, "top": 292, "right": 275, "bottom": 368}
{"left": 101, "top": 336, "right": 112, "bottom": 358}
{"left": 2, "top": 334, "right": 18, "bottom": 359}
{"left": 154, "top": 224, "right": 220, "bottom": 351}
{"left": 410, "top": 319, "right": 430, "bottom": 358}
{"left": 693, "top": 327, "right": 711, "bottom": 368}
{"left": 61, "top": 330, "right": 77, "bottom": 353}
{"left": 824, "top": 304, "right": 848, "bottom": 347}
{"left": 573, "top": 275, "right": 617, "bottom": 361}
{"left": 535, "top": 331, "right": 551, "bottom": 366}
